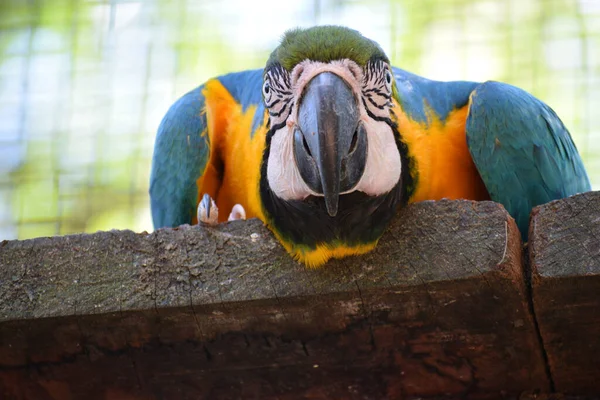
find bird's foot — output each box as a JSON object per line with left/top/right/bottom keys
{"left": 197, "top": 193, "right": 219, "bottom": 225}
{"left": 228, "top": 204, "right": 246, "bottom": 221}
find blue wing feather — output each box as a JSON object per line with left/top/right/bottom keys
{"left": 466, "top": 81, "right": 591, "bottom": 238}
{"left": 392, "top": 67, "right": 478, "bottom": 124}
{"left": 150, "top": 86, "right": 209, "bottom": 228}
{"left": 217, "top": 69, "right": 265, "bottom": 138}
{"left": 218, "top": 68, "right": 264, "bottom": 112}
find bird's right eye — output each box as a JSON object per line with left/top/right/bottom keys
{"left": 263, "top": 81, "right": 271, "bottom": 98}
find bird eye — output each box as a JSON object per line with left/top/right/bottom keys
{"left": 263, "top": 80, "right": 271, "bottom": 98}
{"left": 384, "top": 70, "right": 393, "bottom": 91}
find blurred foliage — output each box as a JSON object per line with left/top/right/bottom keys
{"left": 0, "top": 0, "right": 598, "bottom": 240}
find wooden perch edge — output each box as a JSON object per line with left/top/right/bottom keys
{"left": 0, "top": 198, "right": 572, "bottom": 399}
{"left": 529, "top": 191, "right": 600, "bottom": 396}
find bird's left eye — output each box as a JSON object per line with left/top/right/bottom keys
{"left": 384, "top": 70, "right": 393, "bottom": 91}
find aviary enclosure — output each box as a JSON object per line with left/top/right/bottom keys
{"left": 0, "top": 0, "right": 599, "bottom": 399}
{"left": 0, "top": 0, "right": 598, "bottom": 240}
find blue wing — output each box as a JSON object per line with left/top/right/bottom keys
{"left": 466, "top": 81, "right": 591, "bottom": 239}
{"left": 149, "top": 86, "right": 209, "bottom": 228}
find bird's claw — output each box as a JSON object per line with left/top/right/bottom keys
{"left": 228, "top": 204, "right": 246, "bottom": 221}
{"left": 197, "top": 193, "right": 219, "bottom": 225}
{"left": 198, "top": 196, "right": 246, "bottom": 225}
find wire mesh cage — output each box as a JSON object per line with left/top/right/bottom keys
{"left": 0, "top": 0, "right": 598, "bottom": 240}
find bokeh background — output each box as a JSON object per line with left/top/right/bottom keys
{"left": 0, "top": 0, "right": 599, "bottom": 240}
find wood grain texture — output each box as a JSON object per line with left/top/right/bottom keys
{"left": 0, "top": 200, "right": 548, "bottom": 399}
{"left": 529, "top": 191, "right": 600, "bottom": 395}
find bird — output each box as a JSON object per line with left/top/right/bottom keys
{"left": 149, "top": 25, "right": 591, "bottom": 268}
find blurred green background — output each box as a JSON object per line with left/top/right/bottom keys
{"left": 0, "top": 0, "right": 598, "bottom": 240}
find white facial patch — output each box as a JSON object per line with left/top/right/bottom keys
{"left": 266, "top": 59, "right": 401, "bottom": 201}
{"left": 267, "top": 124, "right": 317, "bottom": 200}
{"left": 354, "top": 117, "right": 401, "bottom": 196}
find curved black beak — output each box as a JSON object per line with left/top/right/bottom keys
{"left": 293, "top": 72, "right": 367, "bottom": 217}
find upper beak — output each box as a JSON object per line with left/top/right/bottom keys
{"left": 293, "top": 72, "right": 368, "bottom": 217}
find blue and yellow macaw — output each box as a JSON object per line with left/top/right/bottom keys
{"left": 150, "top": 26, "right": 591, "bottom": 267}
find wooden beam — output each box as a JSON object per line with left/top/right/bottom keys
{"left": 530, "top": 191, "right": 600, "bottom": 395}
{"left": 0, "top": 200, "right": 549, "bottom": 399}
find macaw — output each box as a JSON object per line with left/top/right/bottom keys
{"left": 150, "top": 25, "right": 591, "bottom": 268}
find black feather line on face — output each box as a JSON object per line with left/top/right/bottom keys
{"left": 266, "top": 98, "right": 281, "bottom": 108}
{"left": 366, "top": 96, "right": 387, "bottom": 110}
{"left": 264, "top": 63, "right": 293, "bottom": 123}
{"left": 361, "top": 97, "right": 398, "bottom": 124}
{"left": 259, "top": 114, "right": 414, "bottom": 250}
{"left": 364, "top": 87, "right": 392, "bottom": 99}
{"left": 361, "top": 60, "right": 393, "bottom": 117}
{"left": 268, "top": 101, "right": 290, "bottom": 118}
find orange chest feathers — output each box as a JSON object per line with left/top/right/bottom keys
{"left": 196, "top": 79, "right": 268, "bottom": 223}
{"left": 392, "top": 102, "right": 490, "bottom": 203}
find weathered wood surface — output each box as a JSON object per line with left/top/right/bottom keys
{"left": 0, "top": 200, "right": 548, "bottom": 399}
{"left": 529, "top": 191, "right": 600, "bottom": 395}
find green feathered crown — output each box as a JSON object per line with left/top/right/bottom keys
{"left": 267, "top": 26, "right": 388, "bottom": 71}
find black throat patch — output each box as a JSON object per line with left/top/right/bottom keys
{"left": 259, "top": 118, "right": 414, "bottom": 250}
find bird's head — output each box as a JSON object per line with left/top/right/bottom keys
{"left": 259, "top": 26, "right": 410, "bottom": 266}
